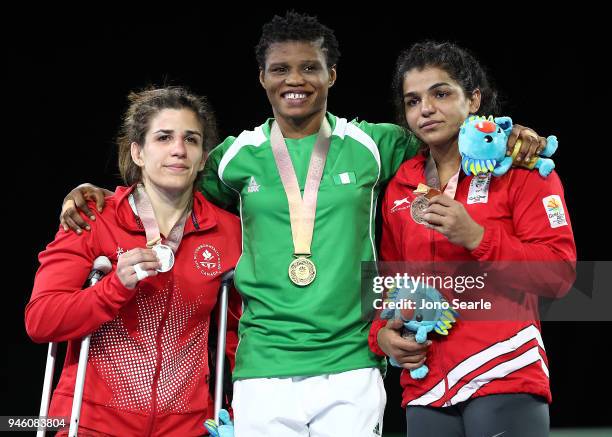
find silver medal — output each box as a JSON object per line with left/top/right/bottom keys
{"left": 153, "top": 244, "right": 175, "bottom": 272}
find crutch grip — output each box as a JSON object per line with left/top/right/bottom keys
{"left": 68, "top": 256, "right": 111, "bottom": 437}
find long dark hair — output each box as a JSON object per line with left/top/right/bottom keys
{"left": 393, "top": 41, "right": 500, "bottom": 128}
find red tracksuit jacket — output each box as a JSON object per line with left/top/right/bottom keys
{"left": 369, "top": 153, "right": 576, "bottom": 408}
{"left": 26, "top": 186, "right": 242, "bottom": 436}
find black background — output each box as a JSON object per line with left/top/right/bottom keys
{"left": 5, "top": 5, "right": 610, "bottom": 432}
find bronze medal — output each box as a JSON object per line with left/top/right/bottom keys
{"left": 410, "top": 195, "right": 430, "bottom": 225}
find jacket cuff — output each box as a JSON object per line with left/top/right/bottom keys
{"left": 105, "top": 273, "right": 137, "bottom": 306}
{"left": 368, "top": 319, "right": 388, "bottom": 357}
{"left": 470, "top": 225, "right": 496, "bottom": 261}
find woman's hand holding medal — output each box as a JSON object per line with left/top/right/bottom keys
{"left": 117, "top": 247, "right": 161, "bottom": 289}
{"left": 422, "top": 194, "right": 485, "bottom": 251}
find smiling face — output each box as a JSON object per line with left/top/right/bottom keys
{"left": 131, "top": 108, "right": 205, "bottom": 195}
{"left": 402, "top": 66, "right": 481, "bottom": 149}
{"left": 259, "top": 40, "right": 336, "bottom": 127}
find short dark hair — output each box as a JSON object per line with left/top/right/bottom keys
{"left": 393, "top": 41, "right": 500, "bottom": 127}
{"left": 117, "top": 86, "right": 218, "bottom": 186}
{"left": 255, "top": 11, "right": 341, "bottom": 69}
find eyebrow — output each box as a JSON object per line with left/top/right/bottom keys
{"left": 403, "top": 82, "right": 452, "bottom": 98}
{"left": 153, "top": 129, "right": 202, "bottom": 137}
{"left": 268, "top": 59, "right": 322, "bottom": 67}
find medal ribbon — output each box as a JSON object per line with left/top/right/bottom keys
{"left": 270, "top": 118, "right": 332, "bottom": 256}
{"left": 129, "top": 185, "right": 191, "bottom": 253}
{"left": 424, "top": 154, "right": 461, "bottom": 199}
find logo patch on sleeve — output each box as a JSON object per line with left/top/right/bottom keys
{"left": 542, "top": 195, "right": 568, "bottom": 228}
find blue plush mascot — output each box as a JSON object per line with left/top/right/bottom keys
{"left": 459, "top": 116, "right": 557, "bottom": 177}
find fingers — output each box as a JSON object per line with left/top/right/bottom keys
{"left": 521, "top": 133, "right": 539, "bottom": 163}
{"left": 423, "top": 205, "right": 446, "bottom": 227}
{"left": 120, "top": 248, "right": 161, "bottom": 265}
{"left": 423, "top": 202, "right": 447, "bottom": 216}
{"left": 427, "top": 194, "right": 453, "bottom": 207}
{"left": 529, "top": 136, "right": 547, "bottom": 162}
{"left": 119, "top": 264, "right": 158, "bottom": 284}
{"left": 118, "top": 249, "right": 161, "bottom": 276}
{"left": 88, "top": 189, "right": 107, "bottom": 214}
{"left": 116, "top": 248, "right": 161, "bottom": 289}
{"left": 538, "top": 137, "right": 546, "bottom": 153}
{"left": 386, "top": 318, "right": 404, "bottom": 331}
{"left": 513, "top": 126, "right": 540, "bottom": 163}
{"left": 133, "top": 263, "right": 149, "bottom": 281}
{"left": 424, "top": 223, "right": 444, "bottom": 234}
{"left": 135, "top": 261, "right": 163, "bottom": 272}
{"left": 63, "top": 214, "right": 86, "bottom": 235}
{"left": 395, "top": 352, "right": 426, "bottom": 365}
{"left": 422, "top": 201, "right": 450, "bottom": 227}
{"left": 506, "top": 124, "right": 521, "bottom": 156}
{"left": 394, "top": 337, "right": 431, "bottom": 354}
{"left": 424, "top": 215, "right": 444, "bottom": 227}
{"left": 72, "top": 190, "right": 96, "bottom": 221}
{"left": 391, "top": 338, "right": 430, "bottom": 369}
{"left": 60, "top": 199, "right": 75, "bottom": 232}
{"left": 399, "top": 357, "right": 427, "bottom": 370}
{"left": 60, "top": 199, "right": 91, "bottom": 234}
{"left": 378, "top": 323, "right": 432, "bottom": 365}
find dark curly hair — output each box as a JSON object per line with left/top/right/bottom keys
{"left": 393, "top": 41, "right": 500, "bottom": 128}
{"left": 255, "top": 11, "right": 340, "bottom": 68}
{"left": 117, "top": 86, "right": 218, "bottom": 186}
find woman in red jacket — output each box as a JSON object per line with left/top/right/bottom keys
{"left": 26, "top": 87, "right": 242, "bottom": 436}
{"left": 370, "top": 42, "right": 576, "bottom": 436}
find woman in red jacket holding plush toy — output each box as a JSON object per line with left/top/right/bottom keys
{"left": 370, "top": 42, "right": 576, "bottom": 437}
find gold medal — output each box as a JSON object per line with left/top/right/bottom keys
{"left": 288, "top": 256, "right": 316, "bottom": 286}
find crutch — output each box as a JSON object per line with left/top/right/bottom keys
{"left": 37, "top": 256, "right": 112, "bottom": 437}
{"left": 213, "top": 269, "right": 235, "bottom": 424}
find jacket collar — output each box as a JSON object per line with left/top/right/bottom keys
{"left": 113, "top": 185, "right": 217, "bottom": 235}
{"left": 394, "top": 151, "right": 469, "bottom": 190}
{"left": 394, "top": 152, "right": 428, "bottom": 189}
{"left": 260, "top": 112, "right": 339, "bottom": 139}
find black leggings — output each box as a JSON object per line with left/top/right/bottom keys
{"left": 406, "top": 393, "right": 549, "bottom": 437}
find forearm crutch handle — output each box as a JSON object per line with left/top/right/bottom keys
{"left": 37, "top": 255, "right": 112, "bottom": 437}
{"left": 214, "top": 269, "right": 235, "bottom": 424}
{"left": 67, "top": 256, "right": 112, "bottom": 437}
